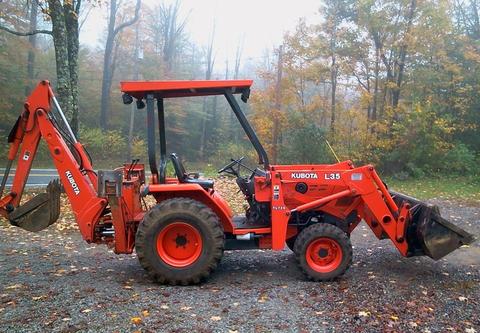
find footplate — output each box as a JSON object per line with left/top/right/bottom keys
{"left": 9, "top": 179, "right": 62, "bottom": 232}
{"left": 390, "top": 190, "right": 475, "bottom": 260}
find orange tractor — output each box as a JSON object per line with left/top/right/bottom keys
{"left": 0, "top": 80, "right": 475, "bottom": 284}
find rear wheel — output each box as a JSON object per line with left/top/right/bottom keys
{"left": 294, "top": 223, "right": 352, "bottom": 281}
{"left": 136, "top": 198, "right": 224, "bottom": 285}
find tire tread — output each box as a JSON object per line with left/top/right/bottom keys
{"left": 294, "top": 223, "right": 352, "bottom": 281}
{"left": 136, "top": 197, "right": 224, "bottom": 285}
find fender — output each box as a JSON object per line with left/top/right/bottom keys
{"left": 145, "top": 183, "right": 234, "bottom": 233}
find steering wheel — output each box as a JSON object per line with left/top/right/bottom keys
{"left": 218, "top": 157, "right": 245, "bottom": 176}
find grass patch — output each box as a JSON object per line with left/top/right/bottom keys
{"left": 385, "top": 175, "right": 480, "bottom": 203}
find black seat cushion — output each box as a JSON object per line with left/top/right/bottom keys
{"left": 170, "top": 153, "right": 214, "bottom": 189}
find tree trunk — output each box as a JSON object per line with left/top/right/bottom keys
{"left": 100, "top": 0, "right": 141, "bottom": 130}
{"left": 330, "top": 53, "right": 337, "bottom": 137}
{"left": 231, "top": 43, "right": 242, "bottom": 143}
{"left": 271, "top": 45, "right": 283, "bottom": 164}
{"left": 3, "top": 0, "right": 81, "bottom": 136}
{"left": 392, "top": 0, "right": 416, "bottom": 109}
{"left": 372, "top": 47, "right": 379, "bottom": 122}
{"left": 199, "top": 98, "right": 209, "bottom": 157}
{"left": 199, "top": 29, "right": 215, "bottom": 158}
{"left": 128, "top": 23, "right": 140, "bottom": 161}
{"left": 100, "top": 0, "right": 117, "bottom": 130}
{"left": 25, "top": 0, "right": 38, "bottom": 96}
{"left": 48, "top": 0, "right": 73, "bottom": 125}
{"left": 64, "top": 1, "right": 80, "bottom": 136}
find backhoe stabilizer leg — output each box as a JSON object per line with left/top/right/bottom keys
{"left": 390, "top": 190, "right": 476, "bottom": 260}
{"left": 8, "top": 179, "right": 62, "bottom": 232}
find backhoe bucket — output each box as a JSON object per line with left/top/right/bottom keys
{"left": 390, "top": 191, "right": 475, "bottom": 260}
{"left": 9, "top": 179, "right": 62, "bottom": 232}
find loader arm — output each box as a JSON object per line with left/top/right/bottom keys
{"left": 0, "top": 81, "right": 106, "bottom": 241}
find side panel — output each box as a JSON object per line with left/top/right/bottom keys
{"left": 270, "top": 171, "right": 291, "bottom": 250}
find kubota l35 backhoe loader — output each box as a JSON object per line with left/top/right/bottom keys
{"left": 0, "top": 80, "right": 475, "bottom": 284}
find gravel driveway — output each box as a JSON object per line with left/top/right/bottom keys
{"left": 0, "top": 199, "right": 478, "bottom": 333}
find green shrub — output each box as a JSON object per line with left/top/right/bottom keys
{"left": 79, "top": 128, "right": 128, "bottom": 167}
{"left": 442, "top": 143, "right": 477, "bottom": 174}
{"left": 280, "top": 124, "right": 331, "bottom": 164}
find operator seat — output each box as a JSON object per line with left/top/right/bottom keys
{"left": 170, "top": 153, "right": 214, "bottom": 189}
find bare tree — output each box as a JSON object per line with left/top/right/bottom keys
{"left": 230, "top": 37, "right": 244, "bottom": 142}
{"left": 318, "top": 0, "right": 354, "bottom": 139}
{"left": 127, "top": 22, "right": 141, "bottom": 161}
{"left": 233, "top": 38, "right": 244, "bottom": 80}
{"left": 199, "top": 25, "right": 216, "bottom": 158}
{"left": 149, "top": 0, "right": 188, "bottom": 74}
{"left": 391, "top": 0, "right": 416, "bottom": 108}
{"left": 271, "top": 45, "right": 283, "bottom": 164}
{"left": 100, "top": 0, "right": 141, "bottom": 130}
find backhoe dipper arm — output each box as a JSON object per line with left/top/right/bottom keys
{"left": 0, "top": 81, "right": 106, "bottom": 241}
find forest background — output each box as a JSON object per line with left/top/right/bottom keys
{"left": 0, "top": 0, "right": 479, "bottom": 190}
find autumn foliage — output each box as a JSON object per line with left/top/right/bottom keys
{"left": 0, "top": 0, "right": 478, "bottom": 177}
{"left": 250, "top": 0, "right": 479, "bottom": 176}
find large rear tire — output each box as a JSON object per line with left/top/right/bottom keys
{"left": 294, "top": 223, "right": 352, "bottom": 281}
{"left": 136, "top": 198, "right": 224, "bottom": 285}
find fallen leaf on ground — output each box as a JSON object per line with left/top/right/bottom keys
{"left": 5, "top": 284, "right": 22, "bottom": 290}
{"left": 258, "top": 294, "right": 268, "bottom": 303}
{"left": 358, "top": 311, "right": 370, "bottom": 317}
{"left": 131, "top": 317, "right": 142, "bottom": 325}
{"left": 32, "top": 295, "right": 46, "bottom": 301}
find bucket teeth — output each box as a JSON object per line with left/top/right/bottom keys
{"left": 9, "top": 179, "right": 62, "bottom": 232}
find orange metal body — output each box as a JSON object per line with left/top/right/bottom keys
{"left": 1, "top": 80, "right": 416, "bottom": 260}
{"left": 254, "top": 163, "right": 409, "bottom": 255}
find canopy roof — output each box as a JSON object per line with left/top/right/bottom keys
{"left": 120, "top": 80, "right": 253, "bottom": 99}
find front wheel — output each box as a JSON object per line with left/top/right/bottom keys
{"left": 294, "top": 223, "right": 352, "bottom": 281}
{"left": 136, "top": 198, "right": 224, "bottom": 285}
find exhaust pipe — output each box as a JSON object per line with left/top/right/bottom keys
{"left": 390, "top": 191, "right": 475, "bottom": 260}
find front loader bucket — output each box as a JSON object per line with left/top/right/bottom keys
{"left": 390, "top": 191, "right": 475, "bottom": 260}
{"left": 9, "top": 179, "right": 62, "bottom": 232}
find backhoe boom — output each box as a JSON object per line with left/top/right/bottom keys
{"left": 0, "top": 81, "right": 106, "bottom": 241}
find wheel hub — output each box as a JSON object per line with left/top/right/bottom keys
{"left": 156, "top": 222, "right": 203, "bottom": 268}
{"left": 305, "top": 237, "right": 343, "bottom": 273}
{"left": 175, "top": 234, "right": 188, "bottom": 247}
{"left": 318, "top": 248, "right": 329, "bottom": 258}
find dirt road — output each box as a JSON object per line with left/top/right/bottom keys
{"left": 0, "top": 199, "right": 478, "bottom": 333}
